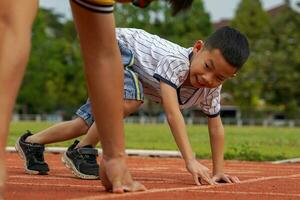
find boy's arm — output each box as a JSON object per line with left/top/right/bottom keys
{"left": 208, "top": 116, "right": 240, "bottom": 183}
{"left": 160, "top": 82, "right": 214, "bottom": 185}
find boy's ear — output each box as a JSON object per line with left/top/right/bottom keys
{"left": 193, "top": 40, "right": 204, "bottom": 53}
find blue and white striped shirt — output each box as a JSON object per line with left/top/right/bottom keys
{"left": 116, "top": 28, "right": 221, "bottom": 117}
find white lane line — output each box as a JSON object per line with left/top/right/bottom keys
{"left": 8, "top": 175, "right": 178, "bottom": 184}
{"left": 70, "top": 173, "right": 300, "bottom": 200}
{"left": 272, "top": 158, "right": 300, "bottom": 164}
{"left": 7, "top": 166, "right": 79, "bottom": 170}
{"left": 7, "top": 181, "right": 103, "bottom": 189}
{"left": 192, "top": 190, "right": 300, "bottom": 197}
{"left": 9, "top": 175, "right": 72, "bottom": 180}
{"left": 238, "top": 173, "right": 300, "bottom": 183}
{"left": 6, "top": 147, "right": 182, "bottom": 158}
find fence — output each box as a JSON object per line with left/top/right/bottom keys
{"left": 13, "top": 114, "right": 300, "bottom": 127}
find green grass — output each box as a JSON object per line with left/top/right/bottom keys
{"left": 9, "top": 121, "right": 300, "bottom": 161}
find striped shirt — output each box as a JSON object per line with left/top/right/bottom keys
{"left": 116, "top": 28, "right": 221, "bottom": 117}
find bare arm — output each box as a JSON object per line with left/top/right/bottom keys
{"left": 70, "top": 1, "right": 145, "bottom": 193}
{"left": 208, "top": 116, "right": 239, "bottom": 183}
{"left": 207, "top": 116, "right": 225, "bottom": 175}
{"left": 160, "top": 82, "right": 213, "bottom": 185}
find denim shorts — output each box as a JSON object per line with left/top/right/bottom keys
{"left": 118, "top": 40, "right": 135, "bottom": 67}
{"left": 76, "top": 68, "right": 144, "bottom": 126}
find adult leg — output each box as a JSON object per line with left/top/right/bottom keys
{"left": 0, "top": 0, "right": 38, "bottom": 195}
{"left": 70, "top": 1, "right": 145, "bottom": 193}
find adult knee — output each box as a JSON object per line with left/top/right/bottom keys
{"left": 0, "top": 6, "right": 33, "bottom": 63}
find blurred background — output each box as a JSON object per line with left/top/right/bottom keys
{"left": 15, "top": 0, "right": 300, "bottom": 127}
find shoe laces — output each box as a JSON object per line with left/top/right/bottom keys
{"left": 81, "top": 153, "right": 97, "bottom": 164}
{"left": 28, "top": 146, "right": 45, "bottom": 163}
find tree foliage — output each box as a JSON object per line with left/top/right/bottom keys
{"left": 116, "top": 0, "right": 212, "bottom": 47}
{"left": 224, "top": 0, "right": 272, "bottom": 117}
{"left": 224, "top": 0, "right": 300, "bottom": 118}
{"left": 17, "top": 9, "right": 86, "bottom": 117}
{"left": 17, "top": 1, "right": 300, "bottom": 119}
{"left": 261, "top": 0, "right": 300, "bottom": 118}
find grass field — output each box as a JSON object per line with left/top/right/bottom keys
{"left": 8, "top": 121, "right": 300, "bottom": 161}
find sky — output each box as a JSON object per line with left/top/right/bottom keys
{"left": 40, "top": 0, "right": 299, "bottom": 22}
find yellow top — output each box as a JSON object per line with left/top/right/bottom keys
{"left": 86, "top": 0, "right": 115, "bottom": 5}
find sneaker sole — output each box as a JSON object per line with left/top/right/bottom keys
{"left": 15, "top": 137, "right": 48, "bottom": 175}
{"left": 61, "top": 152, "right": 99, "bottom": 180}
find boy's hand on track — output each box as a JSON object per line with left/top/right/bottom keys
{"left": 186, "top": 159, "right": 214, "bottom": 185}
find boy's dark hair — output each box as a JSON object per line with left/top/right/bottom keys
{"left": 204, "top": 26, "right": 250, "bottom": 70}
{"left": 168, "top": 0, "right": 194, "bottom": 15}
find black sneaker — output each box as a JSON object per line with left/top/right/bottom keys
{"left": 62, "top": 140, "right": 99, "bottom": 180}
{"left": 15, "top": 131, "right": 49, "bottom": 175}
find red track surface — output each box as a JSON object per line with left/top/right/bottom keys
{"left": 5, "top": 152, "right": 300, "bottom": 200}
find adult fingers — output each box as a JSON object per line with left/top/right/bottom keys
{"left": 110, "top": 166, "right": 126, "bottom": 193}
{"left": 123, "top": 170, "right": 147, "bottom": 192}
{"left": 124, "top": 181, "right": 147, "bottom": 192}
{"left": 221, "top": 175, "right": 232, "bottom": 183}
{"left": 212, "top": 176, "right": 219, "bottom": 183}
{"left": 200, "top": 172, "right": 214, "bottom": 185}
{"left": 100, "top": 160, "right": 113, "bottom": 191}
{"left": 193, "top": 174, "right": 201, "bottom": 186}
{"left": 112, "top": 180, "right": 124, "bottom": 193}
{"left": 100, "top": 158, "right": 124, "bottom": 193}
{"left": 230, "top": 176, "right": 240, "bottom": 183}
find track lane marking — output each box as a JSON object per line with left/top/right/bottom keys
{"left": 70, "top": 173, "right": 300, "bottom": 200}
{"left": 192, "top": 190, "right": 300, "bottom": 197}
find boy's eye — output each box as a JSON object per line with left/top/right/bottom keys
{"left": 205, "top": 63, "right": 210, "bottom": 69}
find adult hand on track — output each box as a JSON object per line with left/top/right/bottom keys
{"left": 100, "top": 156, "right": 146, "bottom": 193}
{"left": 186, "top": 159, "right": 214, "bottom": 185}
{"left": 212, "top": 173, "right": 240, "bottom": 184}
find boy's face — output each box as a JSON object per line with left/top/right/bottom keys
{"left": 189, "top": 40, "right": 237, "bottom": 88}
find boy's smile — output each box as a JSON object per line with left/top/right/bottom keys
{"left": 187, "top": 40, "right": 237, "bottom": 88}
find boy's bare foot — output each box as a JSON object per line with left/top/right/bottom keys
{"left": 100, "top": 156, "right": 146, "bottom": 193}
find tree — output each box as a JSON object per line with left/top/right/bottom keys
{"left": 225, "top": 0, "right": 272, "bottom": 117}
{"left": 261, "top": 0, "right": 300, "bottom": 118}
{"left": 17, "top": 9, "right": 86, "bottom": 117}
{"left": 115, "top": 0, "right": 212, "bottom": 47}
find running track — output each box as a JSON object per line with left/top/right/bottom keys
{"left": 5, "top": 152, "right": 300, "bottom": 200}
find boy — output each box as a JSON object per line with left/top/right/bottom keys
{"left": 0, "top": 0, "right": 193, "bottom": 195}
{"left": 16, "top": 26, "right": 249, "bottom": 185}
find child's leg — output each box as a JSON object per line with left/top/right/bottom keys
{"left": 0, "top": 0, "right": 38, "bottom": 195}
{"left": 15, "top": 118, "right": 88, "bottom": 175}
{"left": 76, "top": 100, "right": 142, "bottom": 148}
{"left": 15, "top": 98, "right": 94, "bottom": 175}
{"left": 25, "top": 118, "right": 89, "bottom": 145}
